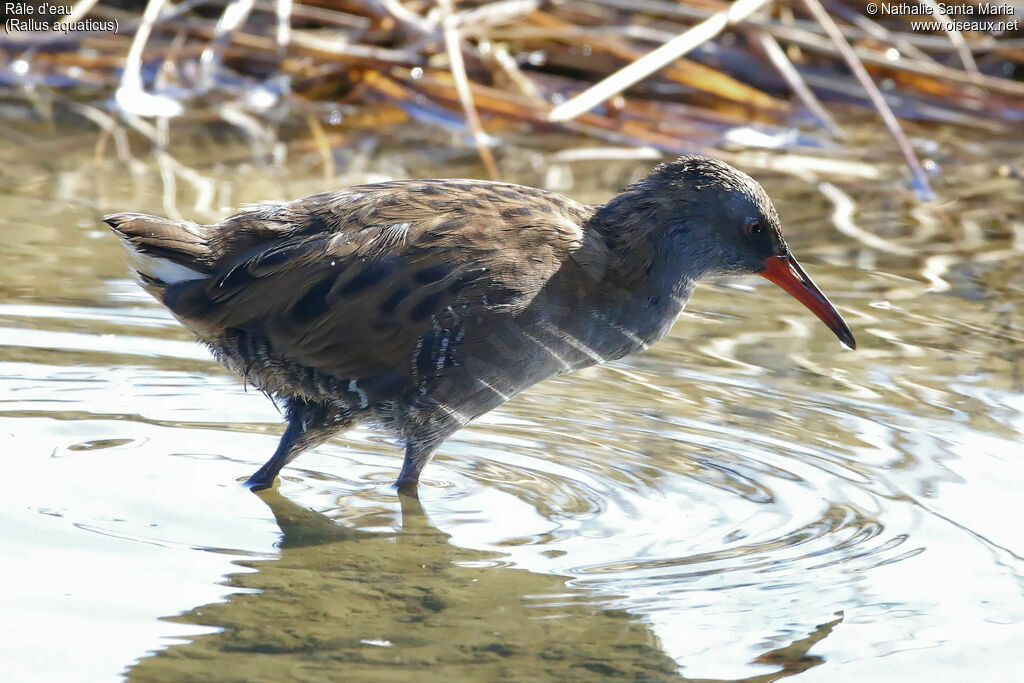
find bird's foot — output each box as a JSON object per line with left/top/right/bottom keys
{"left": 394, "top": 476, "right": 420, "bottom": 498}
{"left": 245, "top": 471, "right": 277, "bottom": 492}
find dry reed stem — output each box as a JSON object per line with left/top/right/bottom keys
{"left": 916, "top": 0, "right": 980, "bottom": 78}
{"left": 527, "top": 10, "right": 787, "bottom": 111}
{"left": 200, "top": 0, "right": 257, "bottom": 89}
{"left": 439, "top": 0, "right": 499, "bottom": 179}
{"left": 50, "top": 0, "right": 101, "bottom": 31}
{"left": 548, "top": 0, "right": 777, "bottom": 121}
{"left": 306, "top": 113, "right": 336, "bottom": 182}
{"left": 276, "top": 0, "right": 292, "bottom": 53}
{"left": 751, "top": 29, "right": 843, "bottom": 138}
{"left": 116, "top": 0, "right": 184, "bottom": 117}
{"left": 801, "top": 0, "right": 935, "bottom": 200}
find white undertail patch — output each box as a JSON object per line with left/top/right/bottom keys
{"left": 120, "top": 238, "right": 206, "bottom": 284}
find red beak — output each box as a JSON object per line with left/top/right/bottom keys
{"left": 759, "top": 254, "right": 856, "bottom": 350}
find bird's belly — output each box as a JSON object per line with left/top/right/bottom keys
{"left": 204, "top": 328, "right": 352, "bottom": 402}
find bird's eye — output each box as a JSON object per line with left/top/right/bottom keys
{"left": 745, "top": 220, "right": 763, "bottom": 237}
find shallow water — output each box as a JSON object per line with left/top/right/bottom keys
{"left": 1, "top": 121, "right": 1022, "bottom": 682}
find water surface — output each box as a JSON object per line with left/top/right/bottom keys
{"left": 1, "top": 120, "right": 1022, "bottom": 681}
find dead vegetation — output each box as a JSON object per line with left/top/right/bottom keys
{"left": 2, "top": 0, "right": 1023, "bottom": 200}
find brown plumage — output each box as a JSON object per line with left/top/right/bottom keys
{"left": 106, "top": 156, "right": 854, "bottom": 493}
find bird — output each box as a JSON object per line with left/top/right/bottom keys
{"left": 105, "top": 155, "right": 855, "bottom": 494}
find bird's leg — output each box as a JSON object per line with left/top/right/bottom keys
{"left": 245, "top": 398, "right": 351, "bottom": 491}
{"left": 395, "top": 425, "right": 457, "bottom": 495}
{"left": 395, "top": 442, "right": 437, "bottom": 496}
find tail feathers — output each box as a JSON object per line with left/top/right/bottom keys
{"left": 104, "top": 212, "right": 210, "bottom": 285}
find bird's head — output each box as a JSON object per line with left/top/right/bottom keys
{"left": 599, "top": 156, "right": 856, "bottom": 349}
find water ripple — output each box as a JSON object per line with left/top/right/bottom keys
{"left": 4, "top": 227, "right": 1024, "bottom": 680}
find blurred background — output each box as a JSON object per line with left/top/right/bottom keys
{"left": 1, "top": 0, "right": 1023, "bottom": 681}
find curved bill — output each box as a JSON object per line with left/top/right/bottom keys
{"left": 759, "top": 254, "right": 856, "bottom": 350}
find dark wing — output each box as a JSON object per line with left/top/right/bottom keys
{"left": 165, "top": 179, "right": 594, "bottom": 384}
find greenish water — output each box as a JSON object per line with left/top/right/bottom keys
{"left": 1, "top": 119, "right": 1022, "bottom": 682}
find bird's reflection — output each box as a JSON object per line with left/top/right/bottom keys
{"left": 260, "top": 487, "right": 453, "bottom": 549}
{"left": 128, "top": 488, "right": 841, "bottom": 682}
